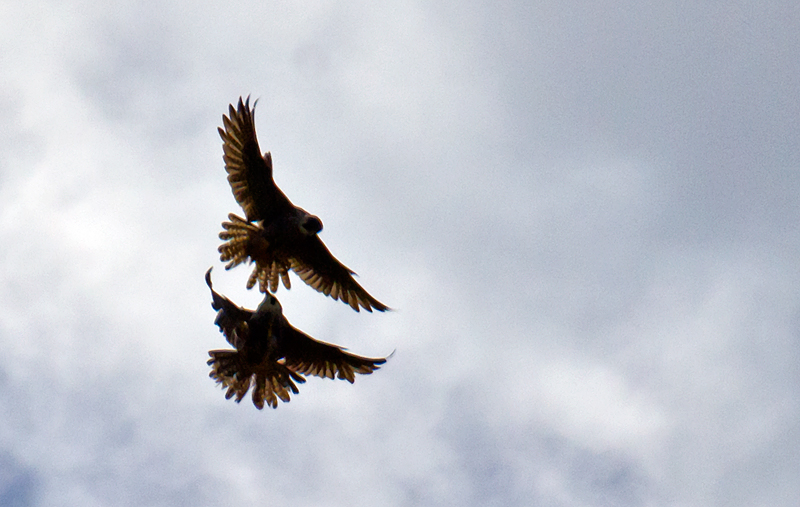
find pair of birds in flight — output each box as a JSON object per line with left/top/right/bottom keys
{"left": 207, "top": 97, "right": 390, "bottom": 409}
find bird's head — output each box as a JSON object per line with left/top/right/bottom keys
{"left": 300, "top": 213, "right": 323, "bottom": 235}
{"left": 254, "top": 291, "right": 283, "bottom": 318}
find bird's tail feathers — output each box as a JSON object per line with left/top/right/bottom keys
{"left": 246, "top": 261, "right": 291, "bottom": 293}
{"left": 218, "top": 214, "right": 292, "bottom": 293}
{"left": 218, "top": 214, "right": 260, "bottom": 269}
{"left": 208, "top": 349, "right": 305, "bottom": 409}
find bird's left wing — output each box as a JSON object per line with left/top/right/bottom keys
{"left": 290, "top": 235, "right": 390, "bottom": 313}
{"left": 277, "top": 322, "right": 387, "bottom": 383}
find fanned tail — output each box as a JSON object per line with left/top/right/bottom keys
{"left": 208, "top": 349, "right": 306, "bottom": 409}
{"left": 218, "top": 214, "right": 292, "bottom": 293}
{"left": 218, "top": 214, "right": 262, "bottom": 269}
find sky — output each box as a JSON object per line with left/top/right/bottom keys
{"left": 1, "top": 0, "right": 799, "bottom": 505}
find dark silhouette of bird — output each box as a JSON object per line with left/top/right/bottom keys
{"left": 216, "top": 96, "right": 389, "bottom": 312}
{"left": 205, "top": 268, "right": 388, "bottom": 409}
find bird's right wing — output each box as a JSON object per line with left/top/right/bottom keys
{"left": 218, "top": 96, "right": 289, "bottom": 222}
{"left": 205, "top": 268, "right": 253, "bottom": 349}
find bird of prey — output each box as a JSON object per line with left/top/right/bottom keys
{"left": 205, "top": 268, "right": 388, "bottom": 409}
{"left": 217, "top": 96, "right": 389, "bottom": 313}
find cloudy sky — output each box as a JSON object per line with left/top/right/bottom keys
{"left": 2, "top": 1, "right": 799, "bottom": 505}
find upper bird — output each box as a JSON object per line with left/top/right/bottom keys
{"left": 205, "top": 268, "right": 388, "bottom": 409}
{"left": 217, "top": 96, "right": 389, "bottom": 312}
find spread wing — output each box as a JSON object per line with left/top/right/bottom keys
{"left": 277, "top": 320, "right": 387, "bottom": 383}
{"left": 218, "top": 96, "right": 290, "bottom": 222}
{"left": 291, "top": 235, "right": 390, "bottom": 312}
{"left": 206, "top": 268, "right": 253, "bottom": 349}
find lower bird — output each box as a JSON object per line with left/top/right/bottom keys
{"left": 205, "top": 268, "right": 388, "bottom": 409}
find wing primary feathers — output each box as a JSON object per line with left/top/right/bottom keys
{"left": 219, "top": 96, "right": 281, "bottom": 222}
